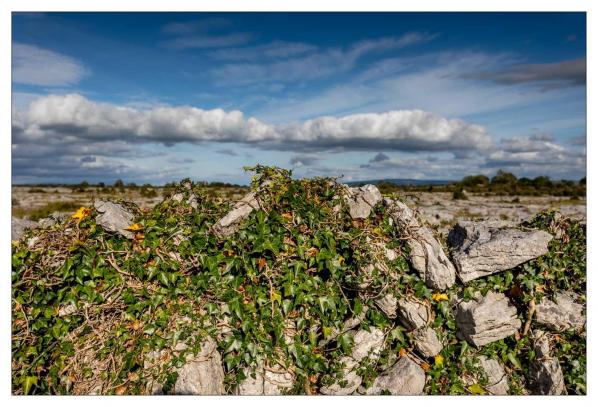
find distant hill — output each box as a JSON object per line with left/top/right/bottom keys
{"left": 348, "top": 178, "right": 454, "bottom": 186}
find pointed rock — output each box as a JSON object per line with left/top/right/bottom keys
{"left": 375, "top": 293, "right": 397, "bottom": 319}
{"left": 384, "top": 198, "right": 456, "bottom": 290}
{"left": 456, "top": 291, "right": 521, "bottom": 347}
{"left": 535, "top": 291, "right": 585, "bottom": 332}
{"left": 448, "top": 221, "right": 553, "bottom": 283}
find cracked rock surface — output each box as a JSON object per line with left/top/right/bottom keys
{"left": 528, "top": 331, "right": 566, "bottom": 395}
{"left": 534, "top": 291, "right": 585, "bottom": 332}
{"left": 448, "top": 221, "right": 553, "bottom": 283}
{"left": 94, "top": 200, "right": 135, "bottom": 239}
{"left": 384, "top": 198, "right": 456, "bottom": 290}
{"left": 365, "top": 356, "right": 426, "bottom": 395}
{"left": 478, "top": 356, "right": 509, "bottom": 395}
{"left": 345, "top": 185, "right": 382, "bottom": 219}
{"left": 456, "top": 291, "right": 521, "bottom": 347}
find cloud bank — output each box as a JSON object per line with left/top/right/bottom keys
{"left": 14, "top": 93, "right": 493, "bottom": 153}
{"left": 12, "top": 43, "right": 88, "bottom": 86}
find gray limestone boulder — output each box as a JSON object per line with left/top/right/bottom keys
{"left": 456, "top": 291, "right": 521, "bottom": 347}
{"left": 413, "top": 327, "right": 443, "bottom": 358}
{"left": 211, "top": 191, "right": 262, "bottom": 238}
{"left": 448, "top": 221, "right": 553, "bottom": 283}
{"left": 477, "top": 356, "right": 509, "bottom": 395}
{"left": 535, "top": 291, "right": 585, "bottom": 332}
{"left": 94, "top": 200, "right": 135, "bottom": 239}
{"left": 397, "top": 297, "right": 430, "bottom": 331}
{"left": 345, "top": 185, "right": 382, "bottom": 219}
{"left": 528, "top": 331, "right": 566, "bottom": 395}
{"left": 384, "top": 198, "right": 456, "bottom": 290}
{"left": 365, "top": 356, "right": 426, "bottom": 395}
{"left": 11, "top": 217, "right": 37, "bottom": 241}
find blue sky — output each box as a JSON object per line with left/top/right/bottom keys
{"left": 12, "top": 12, "right": 586, "bottom": 184}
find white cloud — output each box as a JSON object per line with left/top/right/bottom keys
{"left": 14, "top": 93, "right": 493, "bottom": 153}
{"left": 12, "top": 43, "right": 88, "bottom": 86}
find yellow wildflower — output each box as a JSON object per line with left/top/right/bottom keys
{"left": 434, "top": 354, "right": 444, "bottom": 366}
{"left": 126, "top": 223, "right": 143, "bottom": 231}
{"left": 71, "top": 207, "right": 90, "bottom": 222}
{"left": 432, "top": 292, "right": 449, "bottom": 302}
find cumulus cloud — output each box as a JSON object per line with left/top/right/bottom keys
{"left": 14, "top": 94, "right": 493, "bottom": 154}
{"left": 12, "top": 43, "right": 88, "bottom": 86}
{"left": 484, "top": 136, "right": 586, "bottom": 176}
{"left": 464, "top": 58, "right": 586, "bottom": 89}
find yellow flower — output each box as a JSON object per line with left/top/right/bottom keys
{"left": 126, "top": 223, "right": 143, "bottom": 231}
{"left": 71, "top": 207, "right": 90, "bottom": 222}
{"left": 432, "top": 292, "right": 449, "bottom": 302}
{"left": 434, "top": 354, "right": 444, "bottom": 366}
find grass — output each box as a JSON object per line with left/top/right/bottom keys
{"left": 12, "top": 201, "right": 82, "bottom": 221}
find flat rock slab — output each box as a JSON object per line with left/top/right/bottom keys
{"left": 94, "top": 200, "right": 135, "bottom": 239}
{"left": 413, "top": 327, "right": 443, "bottom": 358}
{"left": 384, "top": 198, "right": 456, "bottom": 290}
{"left": 397, "top": 297, "right": 430, "bottom": 331}
{"left": 365, "top": 356, "right": 425, "bottom": 395}
{"left": 448, "top": 221, "right": 553, "bottom": 283}
{"left": 478, "top": 356, "right": 509, "bottom": 395}
{"left": 535, "top": 291, "right": 585, "bottom": 332}
{"left": 456, "top": 291, "right": 521, "bottom": 347}
{"left": 11, "top": 217, "right": 37, "bottom": 240}
{"left": 345, "top": 185, "right": 382, "bottom": 219}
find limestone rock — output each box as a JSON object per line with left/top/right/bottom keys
{"left": 528, "top": 331, "right": 566, "bottom": 395}
{"left": 351, "top": 327, "right": 385, "bottom": 362}
{"left": 11, "top": 217, "right": 37, "bottom": 240}
{"left": 319, "top": 357, "right": 361, "bottom": 395}
{"left": 345, "top": 185, "right": 382, "bottom": 219}
{"left": 94, "top": 200, "right": 135, "bottom": 239}
{"left": 211, "top": 191, "right": 261, "bottom": 238}
{"left": 412, "top": 327, "right": 443, "bottom": 358}
{"left": 456, "top": 291, "right": 521, "bottom": 347}
{"left": 365, "top": 356, "right": 426, "bottom": 395}
{"left": 397, "top": 297, "right": 429, "bottom": 331}
{"left": 384, "top": 198, "right": 456, "bottom": 290}
{"left": 477, "top": 356, "right": 509, "bottom": 395}
{"left": 375, "top": 293, "right": 397, "bottom": 319}
{"left": 172, "top": 338, "right": 225, "bottom": 395}
{"left": 448, "top": 221, "right": 553, "bottom": 283}
{"left": 145, "top": 337, "right": 225, "bottom": 395}
{"left": 236, "top": 361, "right": 294, "bottom": 395}
{"left": 535, "top": 291, "right": 585, "bottom": 332}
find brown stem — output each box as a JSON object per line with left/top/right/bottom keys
{"left": 522, "top": 298, "right": 536, "bottom": 336}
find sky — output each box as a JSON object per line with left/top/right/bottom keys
{"left": 11, "top": 12, "right": 586, "bottom": 185}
